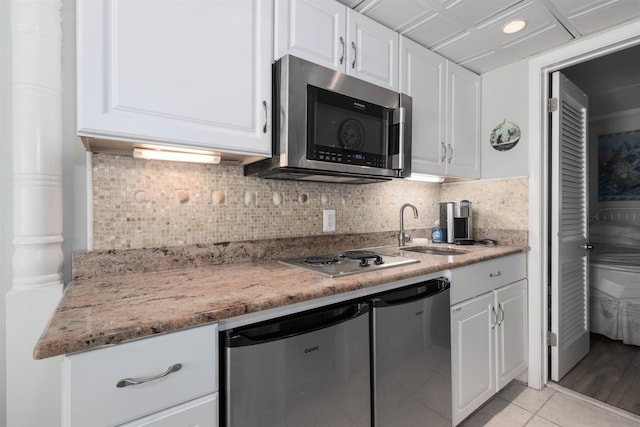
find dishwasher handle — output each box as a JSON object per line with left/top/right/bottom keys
{"left": 225, "top": 302, "right": 369, "bottom": 348}
{"left": 371, "top": 278, "right": 449, "bottom": 307}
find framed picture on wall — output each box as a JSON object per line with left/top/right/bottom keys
{"left": 598, "top": 129, "right": 640, "bottom": 201}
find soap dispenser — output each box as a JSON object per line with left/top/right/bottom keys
{"left": 431, "top": 220, "right": 443, "bottom": 243}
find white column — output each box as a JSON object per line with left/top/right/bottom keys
{"left": 7, "top": 0, "right": 64, "bottom": 425}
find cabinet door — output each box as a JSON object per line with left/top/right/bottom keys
{"left": 274, "top": 0, "right": 346, "bottom": 70}
{"left": 346, "top": 9, "right": 398, "bottom": 91}
{"left": 400, "top": 37, "right": 446, "bottom": 176}
{"left": 77, "top": 0, "right": 271, "bottom": 156}
{"left": 120, "top": 394, "right": 218, "bottom": 427}
{"left": 451, "top": 292, "right": 496, "bottom": 426}
{"left": 496, "top": 279, "right": 528, "bottom": 390}
{"left": 445, "top": 61, "right": 481, "bottom": 179}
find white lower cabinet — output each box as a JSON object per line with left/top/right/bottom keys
{"left": 450, "top": 255, "right": 527, "bottom": 425}
{"left": 62, "top": 324, "right": 218, "bottom": 427}
{"left": 451, "top": 292, "right": 496, "bottom": 424}
{"left": 120, "top": 394, "right": 218, "bottom": 427}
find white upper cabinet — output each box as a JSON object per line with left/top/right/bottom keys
{"left": 274, "top": 0, "right": 399, "bottom": 91}
{"left": 400, "top": 37, "right": 480, "bottom": 179}
{"left": 400, "top": 37, "right": 446, "bottom": 176}
{"left": 274, "top": 0, "right": 346, "bottom": 70}
{"left": 446, "top": 62, "right": 481, "bottom": 179}
{"left": 77, "top": 0, "right": 272, "bottom": 158}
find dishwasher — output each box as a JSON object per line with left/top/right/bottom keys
{"left": 221, "top": 301, "right": 371, "bottom": 427}
{"left": 371, "top": 277, "right": 451, "bottom": 426}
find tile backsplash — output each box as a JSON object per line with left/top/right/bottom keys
{"left": 92, "top": 154, "right": 528, "bottom": 250}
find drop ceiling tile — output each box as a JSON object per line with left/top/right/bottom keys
{"left": 432, "top": 31, "right": 497, "bottom": 63}
{"left": 460, "top": 51, "right": 509, "bottom": 74}
{"left": 548, "top": 0, "right": 618, "bottom": 17}
{"left": 562, "top": 0, "right": 640, "bottom": 35}
{"left": 402, "top": 12, "right": 466, "bottom": 48}
{"left": 444, "top": 0, "right": 524, "bottom": 26}
{"left": 336, "top": 0, "right": 364, "bottom": 8}
{"left": 433, "top": 1, "right": 569, "bottom": 61}
{"left": 357, "top": 0, "right": 433, "bottom": 31}
{"left": 500, "top": 23, "right": 573, "bottom": 59}
{"left": 477, "top": 1, "right": 559, "bottom": 38}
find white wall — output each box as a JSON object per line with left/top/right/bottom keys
{"left": 61, "top": 0, "right": 87, "bottom": 281}
{"left": 1, "top": 0, "right": 12, "bottom": 423}
{"left": 480, "top": 59, "right": 530, "bottom": 179}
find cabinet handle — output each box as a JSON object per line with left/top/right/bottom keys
{"left": 491, "top": 306, "right": 498, "bottom": 329}
{"left": 498, "top": 303, "right": 505, "bottom": 326}
{"left": 351, "top": 41, "right": 357, "bottom": 69}
{"left": 339, "top": 36, "right": 345, "bottom": 65}
{"left": 489, "top": 271, "right": 502, "bottom": 278}
{"left": 441, "top": 142, "right": 446, "bottom": 163}
{"left": 262, "top": 100, "right": 268, "bottom": 134}
{"left": 447, "top": 143, "right": 453, "bottom": 164}
{"left": 116, "top": 363, "right": 182, "bottom": 388}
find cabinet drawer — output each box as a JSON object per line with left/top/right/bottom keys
{"left": 63, "top": 324, "right": 217, "bottom": 427}
{"left": 450, "top": 253, "right": 526, "bottom": 305}
{"left": 120, "top": 393, "right": 218, "bottom": 427}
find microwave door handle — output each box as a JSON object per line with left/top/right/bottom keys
{"left": 392, "top": 107, "right": 406, "bottom": 170}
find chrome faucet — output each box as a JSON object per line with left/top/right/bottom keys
{"left": 399, "top": 203, "right": 419, "bottom": 246}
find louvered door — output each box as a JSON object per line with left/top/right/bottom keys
{"left": 550, "top": 72, "right": 590, "bottom": 381}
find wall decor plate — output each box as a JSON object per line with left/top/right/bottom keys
{"left": 490, "top": 120, "right": 520, "bottom": 151}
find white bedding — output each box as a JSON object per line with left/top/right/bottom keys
{"left": 589, "top": 210, "right": 640, "bottom": 346}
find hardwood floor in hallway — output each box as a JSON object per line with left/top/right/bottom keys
{"left": 558, "top": 333, "right": 640, "bottom": 416}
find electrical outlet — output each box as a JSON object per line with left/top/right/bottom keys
{"left": 323, "top": 210, "right": 336, "bottom": 232}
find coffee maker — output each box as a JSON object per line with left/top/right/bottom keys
{"left": 439, "top": 200, "right": 473, "bottom": 244}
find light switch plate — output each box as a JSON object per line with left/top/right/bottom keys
{"left": 323, "top": 210, "right": 336, "bottom": 232}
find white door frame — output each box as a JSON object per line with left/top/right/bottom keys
{"left": 526, "top": 19, "right": 640, "bottom": 389}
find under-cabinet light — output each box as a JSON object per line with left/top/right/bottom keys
{"left": 502, "top": 19, "right": 527, "bottom": 34}
{"left": 406, "top": 173, "right": 445, "bottom": 183}
{"left": 133, "top": 148, "right": 221, "bottom": 164}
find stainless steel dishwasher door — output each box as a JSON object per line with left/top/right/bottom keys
{"left": 223, "top": 302, "right": 371, "bottom": 427}
{"left": 372, "top": 278, "right": 451, "bottom": 426}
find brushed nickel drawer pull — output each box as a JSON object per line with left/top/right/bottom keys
{"left": 116, "top": 363, "right": 182, "bottom": 388}
{"left": 491, "top": 305, "right": 498, "bottom": 329}
{"left": 262, "top": 100, "right": 268, "bottom": 134}
{"left": 489, "top": 271, "right": 502, "bottom": 278}
{"left": 351, "top": 41, "right": 357, "bottom": 69}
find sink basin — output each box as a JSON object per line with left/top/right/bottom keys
{"left": 400, "top": 246, "right": 467, "bottom": 256}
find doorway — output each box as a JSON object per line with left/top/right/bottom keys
{"left": 549, "top": 44, "right": 640, "bottom": 416}
{"left": 525, "top": 16, "right": 640, "bottom": 393}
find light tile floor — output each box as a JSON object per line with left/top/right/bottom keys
{"left": 461, "top": 381, "right": 640, "bottom": 427}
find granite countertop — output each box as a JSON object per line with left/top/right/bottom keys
{"left": 33, "top": 242, "right": 526, "bottom": 360}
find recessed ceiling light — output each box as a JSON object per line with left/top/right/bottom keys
{"left": 502, "top": 19, "right": 527, "bottom": 34}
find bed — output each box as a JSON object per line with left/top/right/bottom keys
{"left": 589, "top": 208, "right": 640, "bottom": 346}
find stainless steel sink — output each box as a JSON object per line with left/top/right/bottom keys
{"left": 400, "top": 246, "right": 467, "bottom": 255}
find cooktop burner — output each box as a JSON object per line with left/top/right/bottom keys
{"left": 304, "top": 255, "right": 339, "bottom": 265}
{"left": 281, "top": 248, "right": 419, "bottom": 278}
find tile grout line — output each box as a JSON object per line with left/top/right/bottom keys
{"left": 547, "top": 382, "right": 640, "bottom": 424}
{"left": 523, "top": 387, "right": 560, "bottom": 426}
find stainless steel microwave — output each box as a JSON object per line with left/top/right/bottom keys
{"left": 245, "top": 55, "right": 412, "bottom": 184}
